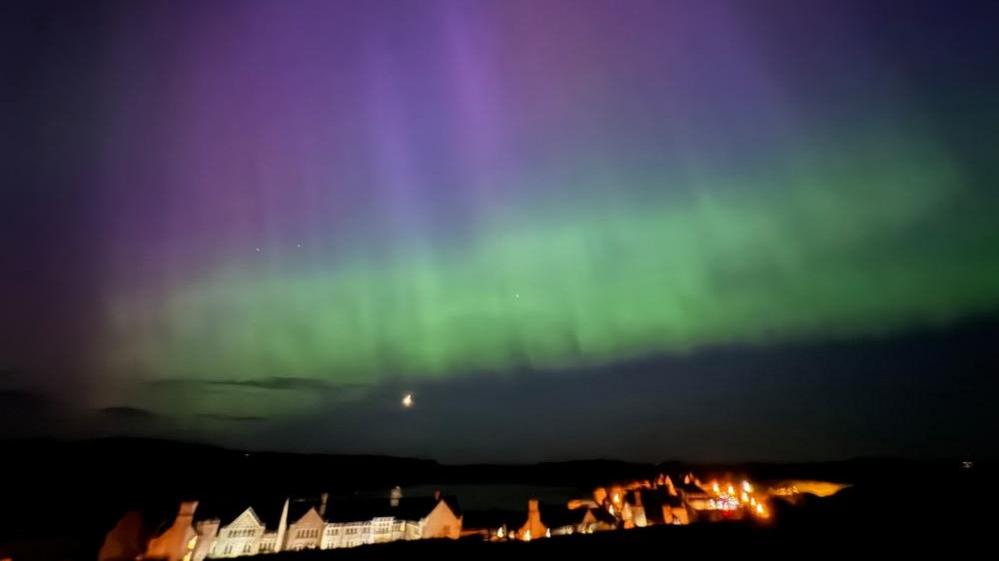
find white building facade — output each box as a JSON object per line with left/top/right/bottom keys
{"left": 158, "top": 491, "right": 461, "bottom": 561}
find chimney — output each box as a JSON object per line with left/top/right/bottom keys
{"left": 179, "top": 501, "right": 199, "bottom": 519}
{"left": 275, "top": 499, "right": 289, "bottom": 553}
{"left": 593, "top": 487, "right": 608, "bottom": 505}
{"left": 319, "top": 492, "right": 329, "bottom": 517}
{"left": 518, "top": 499, "right": 547, "bottom": 541}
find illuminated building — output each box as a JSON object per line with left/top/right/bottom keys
{"left": 145, "top": 502, "right": 200, "bottom": 561}
{"left": 517, "top": 500, "right": 548, "bottom": 541}
{"left": 139, "top": 491, "right": 461, "bottom": 560}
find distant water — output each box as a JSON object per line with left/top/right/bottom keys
{"left": 401, "top": 483, "right": 585, "bottom": 511}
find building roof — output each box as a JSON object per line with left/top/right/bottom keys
{"left": 325, "top": 496, "right": 460, "bottom": 524}
{"left": 195, "top": 494, "right": 459, "bottom": 528}
{"left": 195, "top": 496, "right": 322, "bottom": 530}
{"left": 646, "top": 489, "right": 688, "bottom": 523}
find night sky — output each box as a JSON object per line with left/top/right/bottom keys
{"left": 2, "top": 0, "right": 998, "bottom": 463}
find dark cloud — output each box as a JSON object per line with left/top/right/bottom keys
{"left": 149, "top": 377, "right": 365, "bottom": 393}
{"left": 197, "top": 414, "right": 268, "bottom": 423}
{"left": 97, "top": 406, "right": 160, "bottom": 420}
{"left": 207, "top": 377, "right": 361, "bottom": 392}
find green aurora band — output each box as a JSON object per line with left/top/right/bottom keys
{"left": 84, "top": 1, "right": 999, "bottom": 427}
{"left": 102, "top": 127, "right": 999, "bottom": 418}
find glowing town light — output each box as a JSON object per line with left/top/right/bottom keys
{"left": 741, "top": 492, "right": 749, "bottom": 503}
{"left": 546, "top": 528, "right": 551, "bottom": 538}
{"left": 717, "top": 497, "right": 739, "bottom": 511}
{"left": 523, "top": 530, "right": 532, "bottom": 542}
{"left": 711, "top": 482, "right": 720, "bottom": 495}
{"left": 402, "top": 393, "right": 414, "bottom": 408}
{"left": 750, "top": 497, "right": 757, "bottom": 507}
{"left": 753, "top": 503, "right": 769, "bottom": 518}
{"left": 726, "top": 484, "right": 735, "bottom": 496}
{"left": 742, "top": 481, "right": 753, "bottom": 493}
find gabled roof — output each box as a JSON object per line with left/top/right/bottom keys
{"left": 194, "top": 494, "right": 458, "bottom": 528}
{"left": 286, "top": 498, "right": 325, "bottom": 524}
{"left": 234, "top": 508, "right": 264, "bottom": 528}
{"left": 196, "top": 496, "right": 323, "bottom": 530}
{"left": 289, "top": 506, "right": 324, "bottom": 527}
{"left": 325, "top": 496, "right": 460, "bottom": 524}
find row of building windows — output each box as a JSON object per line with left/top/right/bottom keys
{"left": 295, "top": 528, "right": 320, "bottom": 539}
{"left": 324, "top": 522, "right": 407, "bottom": 535}
{"left": 226, "top": 528, "right": 257, "bottom": 538}
{"left": 220, "top": 544, "right": 254, "bottom": 555}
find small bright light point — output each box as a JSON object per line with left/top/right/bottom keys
{"left": 755, "top": 503, "right": 767, "bottom": 517}
{"left": 402, "top": 393, "right": 414, "bottom": 408}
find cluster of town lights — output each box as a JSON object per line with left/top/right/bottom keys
{"left": 497, "top": 473, "right": 774, "bottom": 545}
{"left": 707, "top": 479, "right": 768, "bottom": 518}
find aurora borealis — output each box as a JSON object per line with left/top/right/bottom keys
{"left": 3, "top": 0, "right": 999, "bottom": 461}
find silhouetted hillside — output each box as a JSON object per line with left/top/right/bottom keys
{"left": 0, "top": 438, "right": 990, "bottom": 560}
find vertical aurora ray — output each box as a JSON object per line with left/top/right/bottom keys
{"left": 92, "top": 0, "right": 999, "bottom": 420}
